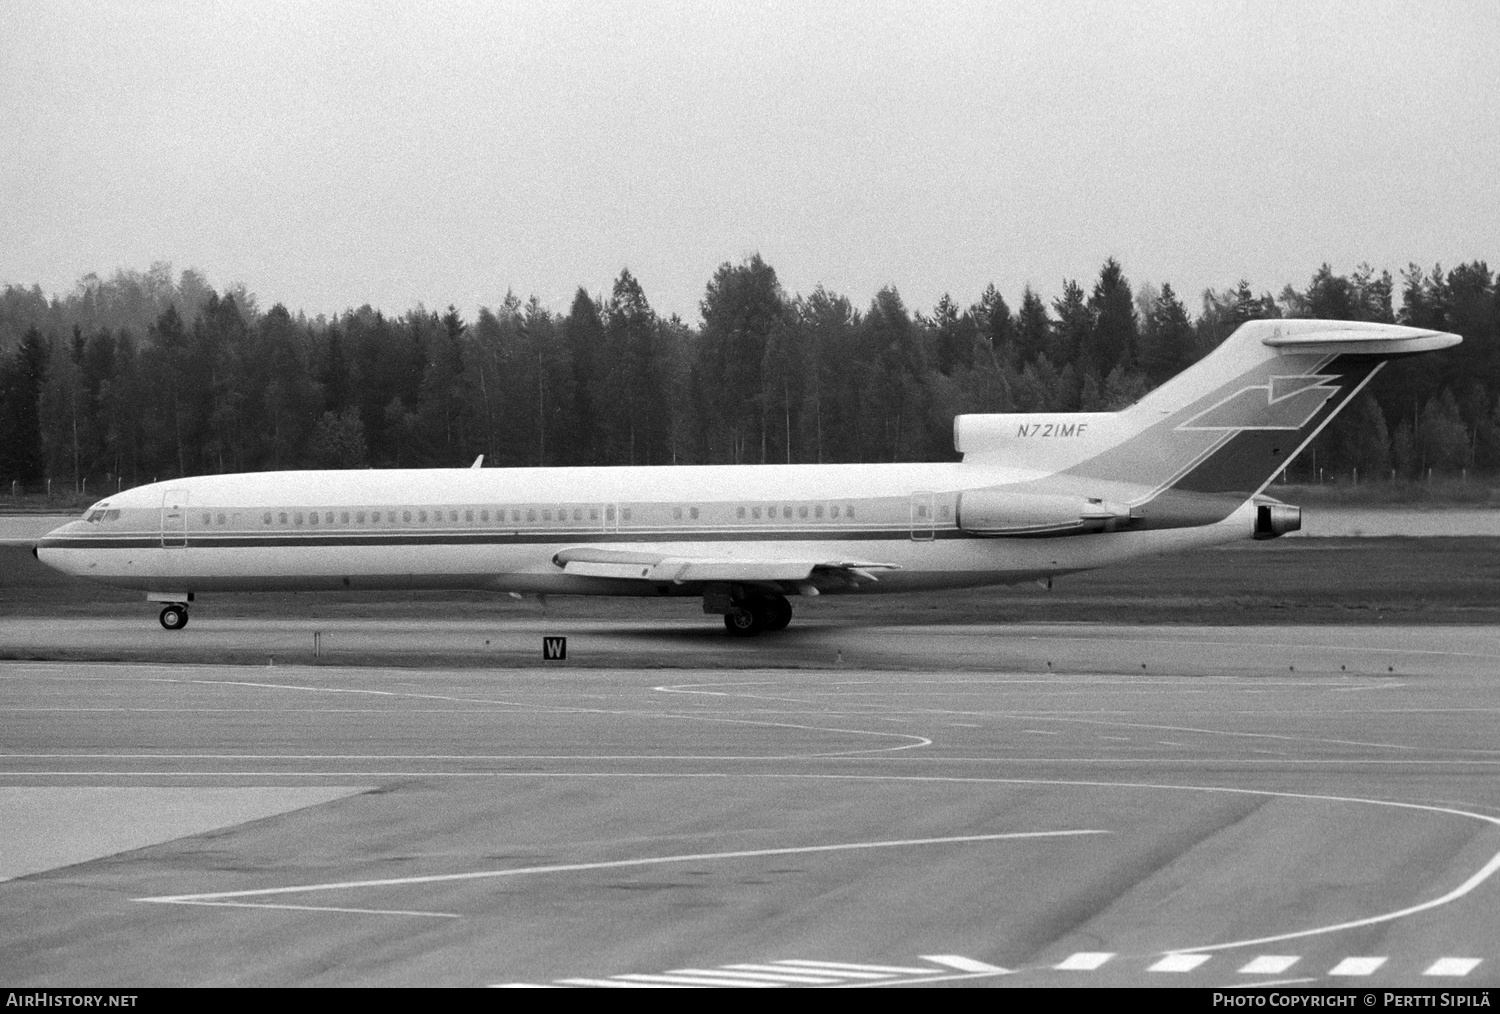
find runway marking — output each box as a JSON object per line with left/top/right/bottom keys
{"left": 180, "top": 677, "right": 936, "bottom": 759}
{"left": 135, "top": 829, "right": 1108, "bottom": 907}
{"left": 920, "top": 954, "right": 1008, "bottom": 973}
{"left": 1056, "top": 952, "right": 1113, "bottom": 970}
{"left": 667, "top": 968, "right": 841, "bottom": 984}
{"left": 155, "top": 899, "right": 459, "bottom": 918}
{"left": 613, "top": 973, "right": 779, "bottom": 986}
{"left": 494, "top": 956, "right": 1006, "bottom": 989}
{"left": 1328, "top": 956, "right": 1386, "bottom": 975}
{"left": 776, "top": 959, "right": 936, "bottom": 975}
{"left": 1424, "top": 957, "right": 1481, "bottom": 976}
{"left": 1239, "top": 955, "right": 1299, "bottom": 974}
{"left": 1150, "top": 953, "right": 1210, "bottom": 972}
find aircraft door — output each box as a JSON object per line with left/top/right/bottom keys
{"left": 909, "top": 490, "right": 935, "bottom": 541}
{"left": 160, "top": 488, "right": 188, "bottom": 548}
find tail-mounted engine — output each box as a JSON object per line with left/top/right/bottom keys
{"left": 1253, "top": 500, "right": 1301, "bottom": 540}
{"left": 957, "top": 490, "right": 1137, "bottom": 536}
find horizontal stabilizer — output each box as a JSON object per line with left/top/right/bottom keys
{"left": 1259, "top": 320, "right": 1460, "bottom": 355}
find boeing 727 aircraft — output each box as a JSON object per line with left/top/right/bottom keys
{"left": 35, "top": 319, "right": 1459, "bottom": 634}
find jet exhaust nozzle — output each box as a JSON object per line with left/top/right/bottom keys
{"left": 1254, "top": 502, "right": 1301, "bottom": 540}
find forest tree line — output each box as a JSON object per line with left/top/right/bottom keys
{"left": 1, "top": 255, "right": 1497, "bottom": 495}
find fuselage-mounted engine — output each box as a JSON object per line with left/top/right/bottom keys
{"left": 957, "top": 489, "right": 1137, "bottom": 537}
{"left": 1253, "top": 499, "right": 1302, "bottom": 540}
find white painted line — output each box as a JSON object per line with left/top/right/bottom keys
{"left": 667, "top": 968, "right": 840, "bottom": 984}
{"left": 1424, "top": 957, "right": 1481, "bottom": 977}
{"left": 616, "top": 973, "right": 775, "bottom": 987}
{"left": 158, "top": 899, "right": 459, "bottom": 918}
{"left": 487, "top": 983, "right": 557, "bottom": 988}
{"left": 724, "top": 963, "right": 892, "bottom": 980}
{"left": 555, "top": 978, "right": 686, "bottom": 988}
{"left": 1055, "top": 952, "right": 1113, "bottom": 970}
{"left": 920, "top": 954, "right": 1008, "bottom": 973}
{"left": 136, "top": 829, "right": 1109, "bottom": 905}
{"left": 1328, "top": 957, "right": 1387, "bottom": 976}
{"left": 1150, "top": 953, "right": 1210, "bottom": 973}
{"left": 774, "top": 960, "right": 924, "bottom": 975}
{"left": 1239, "top": 955, "right": 1300, "bottom": 974}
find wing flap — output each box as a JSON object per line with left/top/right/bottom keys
{"left": 552, "top": 546, "right": 899, "bottom": 584}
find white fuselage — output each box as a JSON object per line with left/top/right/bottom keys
{"left": 37, "top": 461, "right": 1256, "bottom": 599}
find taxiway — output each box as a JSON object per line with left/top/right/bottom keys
{"left": 1, "top": 622, "right": 1498, "bottom": 987}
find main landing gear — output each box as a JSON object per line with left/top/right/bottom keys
{"left": 158, "top": 604, "right": 189, "bottom": 630}
{"left": 723, "top": 593, "right": 793, "bottom": 637}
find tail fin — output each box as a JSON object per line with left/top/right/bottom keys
{"left": 956, "top": 319, "right": 1460, "bottom": 529}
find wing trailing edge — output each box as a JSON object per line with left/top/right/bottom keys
{"left": 551, "top": 546, "right": 900, "bottom": 584}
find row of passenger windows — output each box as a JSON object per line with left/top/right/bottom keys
{"left": 213, "top": 503, "right": 872, "bottom": 527}
{"left": 249, "top": 507, "right": 634, "bottom": 526}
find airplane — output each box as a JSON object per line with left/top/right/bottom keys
{"left": 33, "top": 318, "right": 1459, "bottom": 635}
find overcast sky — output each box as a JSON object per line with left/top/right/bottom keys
{"left": 3, "top": 1, "right": 1496, "bottom": 323}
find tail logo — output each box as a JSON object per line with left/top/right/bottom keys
{"left": 1175, "top": 373, "right": 1342, "bottom": 432}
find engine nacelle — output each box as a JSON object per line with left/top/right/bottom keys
{"left": 1254, "top": 502, "right": 1301, "bottom": 539}
{"left": 957, "top": 490, "right": 1133, "bottom": 536}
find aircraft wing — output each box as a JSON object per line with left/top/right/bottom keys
{"left": 551, "top": 546, "right": 900, "bottom": 584}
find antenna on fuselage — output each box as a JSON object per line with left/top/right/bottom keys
{"left": 470, "top": 455, "right": 484, "bottom": 469}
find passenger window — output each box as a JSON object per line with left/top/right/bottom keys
{"left": 605, "top": 506, "right": 615, "bottom": 521}
{"left": 673, "top": 507, "right": 682, "bottom": 520}
{"left": 917, "top": 505, "right": 928, "bottom": 518}
{"left": 751, "top": 506, "right": 761, "bottom": 519}
{"left": 690, "top": 507, "right": 699, "bottom": 519}
{"left": 201, "top": 512, "right": 211, "bottom": 525}
{"left": 403, "top": 511, "right": 412, "bottom": 522}
{"left": 325, "top": 512, "right": 334, "bottom": 524}
{"left": 573, "top": 509, "right": 582, "bottom": 521}
{"left": 355, "top": 511, "right": 365, "bottom": 523}
{"left": 798, "top": 505, "right": 808, "bottom": 519}
{"left": 815, "top": 505, "right": 824, "bottom": 519}
{"left": 783, "top": 505, "right": 792, "bottom": 519}
{"left": 527, "top": 509, "right": 536, "bottom": 523}
{"left": 846, "top": 505, "right": 855, "bottom": 519}
{"left": 622, "top": 508, "right": 632, "bottom": 522}
{"left": 480, "top": 510, "right": 488, "bottom": 522}
{"left": 737, "top": 506, "right": 746, "bottom": 519}
{"left": 831, "top": 506, "right": 839, "bottom": 519}
{"left": 512, "top": 509, "right": 521, "bottom": 523}
{"left": 465, "top": 510, "right": 474, "bottom": 523}
{"left": 342, "top": 512, "right": 350, "bottom": 523}
{"left": 590, "top": 507, "right": 599, "bottom": 521}
{"left": 309, "top": 512, "right": 318, "bottom": 525}
{"left": 295, "top": 512, "right": 305, "bottom": 525}
{"left": 939, "top": 505, "right": 950, "bottom": 519}
{"left": 264, "top": 512, "right": 273, "bottom": 525}
{"left": 280, "top": 512, "right": 289, "bottom": 525}
{"left": 543, "top": 509, "right": 552, "bottom": 521}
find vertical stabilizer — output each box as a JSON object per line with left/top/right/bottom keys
{"left": 956, "top": 319, "right": 1460, "bottom": 530}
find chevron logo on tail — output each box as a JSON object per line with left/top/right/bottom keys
{"left": 1176, "top": 374, "right": 1341, "bottom": 432}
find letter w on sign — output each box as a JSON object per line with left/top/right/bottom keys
{"left": 543, "top": 636, "right": 567, "bottom": 660}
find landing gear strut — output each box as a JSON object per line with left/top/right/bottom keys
{"left": 722, "top": 593, "right": 793, "bottom": 637}
{"left": 159, "top": 604, "right": 189, "bottom": 630}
